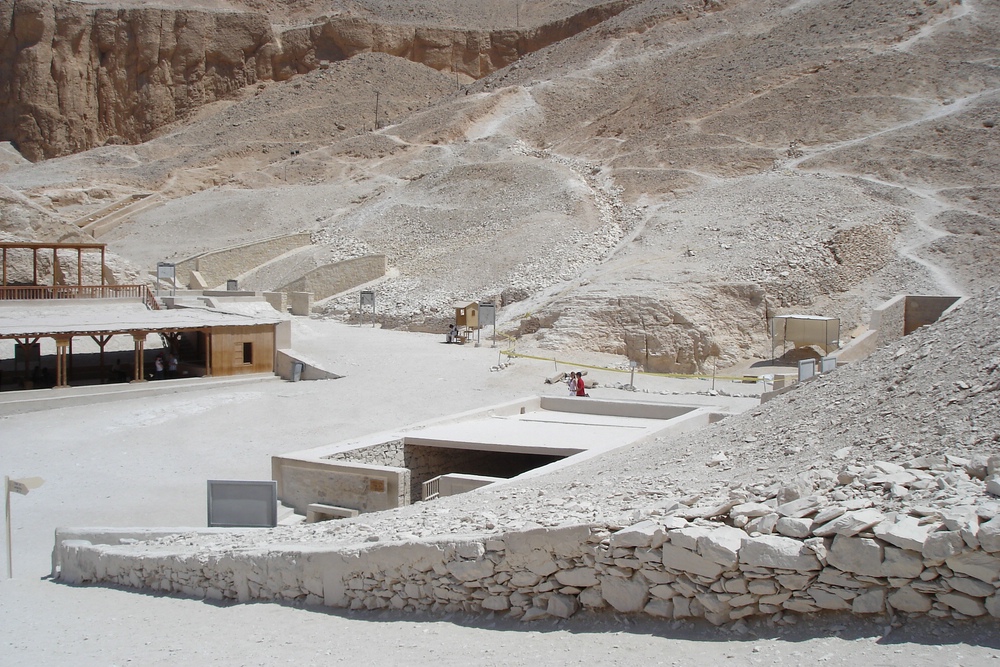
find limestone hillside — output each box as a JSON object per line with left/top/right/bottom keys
{"left": 1, "top": 0, "right": 998, "bottom": 372}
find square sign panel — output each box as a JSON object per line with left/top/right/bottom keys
{"left": 207, "top": 480, "right": 278, "bottom": 527}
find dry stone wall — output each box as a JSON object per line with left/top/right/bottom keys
{"left": 57, "top": 453, "right": 1000, "bottom": 625}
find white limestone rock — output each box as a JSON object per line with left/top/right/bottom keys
{"left": 812, "top": 508, "right": 884, "bottom": 537}
{"left": 945, "top": 551, "right": 1000, "bottom": 583}
{"left": 888, "top": 586, "right": 933, "bottom": 613}
{"left": 873, "top": 516, "right": 933, "bottom": 552}
{"left": 978, "top": 516, "right": 1000, "bottom": 553}
{"left": 661, "top": 544, "right": 725, "bottom": 578}
{"left": 670, "top": 525, "right": 716, "bottom": 550}
{"left": 730, "top": 502, "right": 774, "bottom": 519}
{"left": 776, "top": 517, "right": 813, "bottom": 539}
{"left": 808, "top": 588, "right": 851, "bottom": 611}
{"left": 936, "top": 592, "right": 987, "bottom": 617}
{"left": 776, "top": 496, "right": 824, "bottom": 518}
{"left": 851, "top": 588, "right": 885, "bottom": 614}
{"left": 644, "top": 598, "right": 674, "bottom": 618}
{"left": 826, "top": 535, "right": 884, "bottom": 577}
{"left": 610, "top": 520, "right": 664, "bottom": 549}
{"left": 739, "top": 535, "right": 822, "bottom": 571}
{"left": 447, "top": 559, "right": 495, "bottom": 581}
{"left": 546, "top": 593, "right": 579, "bottom": 619}
{"left": 948, "top": 576, "right": 995, "bottom": 598}
{"left": 482, "top": 594, "right": 510, "bottom": 611}
{"left": 921, "top": 531, "right": 965, "bottom": 562}
{"left": 696, "top": 525, "right": 749, "bottom": 567}
{"left": 881, "top": 546, "right": 923, "bottom": 579}
{"left": 600, "top": 574, "right": 650, "bottom": 613}
{"left": 554, "top": 567, "right": 599, "bottom": 588}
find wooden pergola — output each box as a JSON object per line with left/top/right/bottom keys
{"left": 1, "top": 241, "right": 107, "bottom": 288}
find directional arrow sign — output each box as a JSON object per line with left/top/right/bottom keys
{"left": 7, "top": 477, "right": 43, "bottom": 496}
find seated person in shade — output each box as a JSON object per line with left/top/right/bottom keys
{"left": 446, "top": 324, "right": 458, "bottom": 343}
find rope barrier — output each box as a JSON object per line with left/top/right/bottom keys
{"left": 500, "top": 350, "right": 754, "bottom": 382}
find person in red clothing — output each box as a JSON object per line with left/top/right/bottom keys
{"left": 575, "top": 371, "right": 589, "bottom": 397}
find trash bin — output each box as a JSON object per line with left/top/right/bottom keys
{"left": 292, "top": 362, "right": 304, "bottom": 382}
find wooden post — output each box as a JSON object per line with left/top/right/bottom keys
{"left": 77, "top": 247, "right": 82, "bottom": 286}
{"left": 132, "top": 333, "right": 146, "bottom": 381}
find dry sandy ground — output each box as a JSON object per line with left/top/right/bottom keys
{"left": 1, "top": 319, "right": 998, "bottom": 665}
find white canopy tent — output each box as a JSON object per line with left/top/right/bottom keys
{"left": 770, "top": 315, "right": 840, "bottom": 359}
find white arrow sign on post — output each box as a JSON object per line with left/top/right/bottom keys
{"left": 5, "top": 475, "right": 44, "bottom": 578}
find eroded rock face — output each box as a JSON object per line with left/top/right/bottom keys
{"left": 0, "top": 0, "right": 630, "bottom": 160}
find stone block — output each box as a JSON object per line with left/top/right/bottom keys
{"left": 880, "top": 546, "right": 923, "bottom": 579}
{"left": 446, "top": 559, "right": 495, "bottom": 582}
{"left": 873, "top": 516, "right": 932, "bottom": 552}
{"left": 776, "top": 517, "right": 812, "bottom": 539}
{"left": 948, "top": 576, "right": 995, "bottom": 598}
{"left": 600, "top": 575, "right": 649, "bottom": 613}
{"left": 827, "top": 535, "right": 883, "bottom": 577}
{"left": 554, "top": 567, "right": 599, "bottom": 588}
{"left": 644, "top": 598, "right": 674, "bottom": 618}
{"left": 922, "top": 531, "right": 965, "bottom": 562}
{"left": 776, "top": 496, "right": 823, "bottom": 518}
{"left": 546, "top": 594, "right": 579, "bottom": 619}
{"left": 986, "top": 594, "right": 1000, "bottom": 618}
{"left": 776, "top": 573, "right": 814, "bottom": 591}
{"left": 661, "top": 544, "right": 724, "bottom": 579}
{"left": 509, "top": 571, "right": 541, "bottom": 588}
{"left": 852, "top": 588, "right": 886, "bottom": 614}
{"left": 809, "top": 588, "right": 851, "bottom": 610}
{"left": 610, "top": 520, "right": 664, "bottom": 549}
{"left": 936, "top": 592, "right": 987, "bottom": 617}
{"left": 482, "top": 595, "right": 510, "bottom": 611}
{"left": 945, "top": 551, "right": 1000, "bottom": 583}
{"left": 579, "top": 586, "right": 605, "bottom": 608}
{"left": 978, "top": 516, "right": 1000, "bottom": 553}
{"left": 812, "top": 508, "right": 884, "bottom": 537}
{"left": 739, "top": 535, "right": 821, "bottom": 571}
{"left": 888, "top": 586, "right": 933, "bottom": 613}
{"left": 670, "top": 526, "right": 715, "bottom": 551}
{"left": 730, "top": 502, "right": 775, "bottom": 518}
{"left": 696, "top": 526, "right": 749, "bottom": 567}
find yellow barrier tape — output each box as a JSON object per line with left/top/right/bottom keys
{"left": 501, "top": 350, "right": 752, "bottom": 382}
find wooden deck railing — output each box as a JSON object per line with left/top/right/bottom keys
{"left": 0, "top": 285, "right": 160, "bottom": 310}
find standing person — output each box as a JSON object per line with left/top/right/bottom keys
{"left": 566, "top": 371, "right": 577, "bottom": 395}
{"left": 166, "top": 353, "right": 178, "bottom": 379}
{"left": 154, "top": 354, "right": 164, "bottom": 380}
{"left": 576, "top": 372, "right": 589, "bottom": 397}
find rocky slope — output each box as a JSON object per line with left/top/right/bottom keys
{"left": 0, "top": 0, "right": 997, "bottom": 373}
{"left": 0, "top": 0, "right": 633, "bottom": 159}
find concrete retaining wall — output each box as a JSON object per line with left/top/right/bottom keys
{"left": 175, "top": 234, "right": 313, "bottom": 289}
{"left": 270, "top": 459, "right": 409, "bottom": 514}
{"left": 279, "top": 255, "right": 387, "bottom": 302}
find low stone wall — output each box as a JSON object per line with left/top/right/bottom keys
{"left": 56, "top": 508, "right": 1000, "bottom": 623}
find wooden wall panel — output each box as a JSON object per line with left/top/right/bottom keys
{"left": 209, "top": 325, "right": 275, "bottom": 376}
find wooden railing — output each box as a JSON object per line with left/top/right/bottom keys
{"left": 0, "top": 284, "right": 160, "bottom": 310}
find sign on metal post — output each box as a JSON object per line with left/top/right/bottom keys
{"left": 360, "top": 291, "right": 375, "bottom": 327}
{"left": 478, "top": 302, "right": 496, "bottom": 347}
{"left": 5, "top": 476, "right": 43, "bottom": 578}
{"left": 156, "top": 262, "right": 176, "bottom": 297}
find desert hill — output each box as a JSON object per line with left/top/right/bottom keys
{"left": 1, "top": 0, "right": 998, "bottom": 373}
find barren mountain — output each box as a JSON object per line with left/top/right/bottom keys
{"left": 1, "top": 0, "right": 998, "bottom": 374}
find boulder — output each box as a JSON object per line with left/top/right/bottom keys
{"left": 554, "top": 567, "right": 599, "bottom": 588}
{"left": 921, "top": 531, "right": 965, "bottom": 562}
{"left": 978, "top": 516, "right": 1000, "bottom": 553}
{"left": 776, "top": 517, "right": 812, "bottom": 539}
{"left": 880, "top": 546, "right": 923, "bottom": 579}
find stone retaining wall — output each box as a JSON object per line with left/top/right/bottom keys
{"left": 56, "top": 509, "right": 1000, "bottom": 624}
{"left": 174, "top": 234, "right": 313, "bottom": 289}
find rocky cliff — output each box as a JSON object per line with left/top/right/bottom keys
{"left": 0, "top": 0, "right": 632, "bottom": 160}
